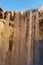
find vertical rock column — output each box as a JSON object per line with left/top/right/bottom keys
{"left": 18, "top": 12, "right": 27, "bottom": 65}
{"left": 21, "top": 12, "right": 28, "bottom": 65}
{"left": 24, "top": 11, "right": 29, "bottom": 65}
{"left": 31, "top": 11, "right": 37, "bottom": 65}
{"left": 27, "top": 11, "right": 33, "bottom": 65}
{"left": 0, "top": 20, "right": 4, "bottom": 65}
{"left": 18, "top": 12, "right": 23, "bottom": 65}
{"left": 4, "top": 12, "right": 10, "bottom": 53}
{"left": 35, "top": 11, "right": 39, "bottom": 65}
{"left": 1, "top": 12, "right": 10, "bottom": 65}
{"left": 35, "top": 12, "right": 39, "bottom": 41}
{"left": 12, "top": 12, "right": 19, "bottom": 65}
{"left": 0, "top": 11, "right": 4, "bottom": 48}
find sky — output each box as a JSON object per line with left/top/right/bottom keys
{"left": 0, "top": 0, "right": 43, "bottom": 12}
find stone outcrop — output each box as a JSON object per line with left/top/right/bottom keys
{"left": 0, "top": 7, "right": 43, "bottom": 65}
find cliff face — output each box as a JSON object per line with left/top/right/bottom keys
{"left": 0, "top": 8, "right": 43, "bottom": 65}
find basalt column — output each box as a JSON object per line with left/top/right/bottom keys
{"left": 35, "top": 12, "right": 39, "bottom": 65}
{"left": 0, "top": 12, "right": 10, "bottom": 65}
{"left": 5, "top": 12, "right": 14, "bottom": 65}
{"left": 0, "top": 11, "right": 5, "bottom": 65}
{"left": 26, "top": 11, "right": 33, "bottom": 65}
{"left": 18, "top": 12, "right": 28, "bottom": 65}
{"left": 12, "top": 12, "right": 19, "bottom": 65}
{"left": 0, "top": 8, "right": 41, "bottom": 65}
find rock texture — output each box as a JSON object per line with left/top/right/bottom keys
{"left": 0, "top": 8, "right": 43, "bottom": 65}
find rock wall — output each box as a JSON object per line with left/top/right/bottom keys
{"left": 0, "top": 8, "right": 43, "bottom": 65}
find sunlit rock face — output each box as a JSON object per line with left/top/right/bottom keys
{"left": 0, "top": 7, "right": 43, "bottom": 65}
{"left": 0, "top": 19, "right": 5, "bottom": 47}
{"left": 0, "top": 21, "right": 4, "bottom": 32}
